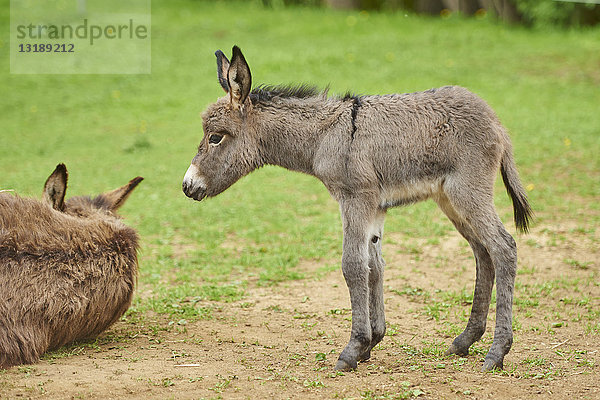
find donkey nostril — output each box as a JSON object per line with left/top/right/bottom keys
{"left": 182, "top": 181, "right": 193, "bottom": 196}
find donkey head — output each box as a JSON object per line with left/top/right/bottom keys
{"left": 182, "top": 46, "right": 261, "bottom": 201}
{"left": 43, "top": 163, "right": 143, "bottom": 218}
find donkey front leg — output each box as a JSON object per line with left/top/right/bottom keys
{"left": 335, "top": 200, "right": 378, "bottom": 371}
{"left": 358, "top": 210, "right": 387, "bottom": 363}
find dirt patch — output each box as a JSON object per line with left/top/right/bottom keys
{"left": 1, "top": 223, "right": 598, "bottom": 399}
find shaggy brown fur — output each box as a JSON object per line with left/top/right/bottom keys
{"left": 0, "top": 164, "right": 142, "bottom": 369}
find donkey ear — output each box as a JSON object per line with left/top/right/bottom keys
{"left": 215, "top": 50, "right": 230, "bottom": 93}
{"left": 227, "top": 46, "right": 252, "bottom": 108}
{"left": 102, "top": 176, "right": 144, "bottom": 211}
{"left": 43, "top": 163, "right": 68, "bottom": 211}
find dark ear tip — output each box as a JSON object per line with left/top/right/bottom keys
{"left": 128, "top": 177, "right": 144, "bottom": 190}
{"left": 232, "top": 45, "right": 242, "bottom": 55}
{"left": 53, "top": 163, "right": 68, "bottom": 178}
{"left": 215, "top": 50, "right": 224, "bottom": 58}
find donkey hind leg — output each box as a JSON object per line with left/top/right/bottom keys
{"left": 335, "top": 200, "right": 377, "bottom": 371}
{"left": 436, "top": 195, "right": 495, "bottom": 357}
{"left": 358, "top": 210, "right": 387, "bottom": 363}
{"left": 441, "top": 183, "right": 518, "bottom": 371}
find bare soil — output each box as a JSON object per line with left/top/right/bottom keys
{"left": 1, "top": 222, "right": 598, "bottom": 400}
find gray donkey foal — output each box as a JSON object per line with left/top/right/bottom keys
{"left": 182, "top": 46, "right": 532, "bottom": 371}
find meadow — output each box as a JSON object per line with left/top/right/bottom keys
{"left": 0, "top": 0, "right": 599, "bottom": 398}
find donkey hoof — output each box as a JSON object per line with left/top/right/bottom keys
{"left": 445, "top": 343, "right": 469, "bottom": 357}
{"left": 358, "top": 349, "right": 372, "bottom": 362}
{"left": 482, "top": 357, "right": 504, "bottom": 371}
{"left": 335, "top": 357, "right": 357, "bottom": 371}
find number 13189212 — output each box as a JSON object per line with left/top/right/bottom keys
{"left": 18, "top": 43, "right": 75, "bottom": 53}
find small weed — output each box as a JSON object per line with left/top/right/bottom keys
{"left": 518, "top": 264, "right": 537, "bottom": 275}
{"left": 301, "top": 320, "right": 318, "bottom": 330}
{"left": 523, "top": 357, "right": 548, "bottom": 366}
{"left": 585, "top": 321, "right": 600, "bottom": 334}
{"left": 41, "top": 340, "right": 96, "bottom": 363}
{"left": 210, "top": 374, "right": 237, "bottom": 393}
{"left": 265, "top": 304, "right": 284, "bottom": 313}
{"left": 17, "top": 366, "right": 35, "bottom": 377}
{"left": 525, "top": 239, "right": 541, "bottom": 248}
{"left": 392, "top": 286, "right": 431, "bottom": 302}
{"left": 303, "top": 379, "right": 325, "bottom": 388}
{"left": 386, "top": 322, "right": 401, "bottom": 336}
{"left": 360, "top": 381, "right": 425, "bottom": 399}
{"left": 329, "top": 308, "right": 350, "bottom": 315}
{"left": 148, "top": 377, "right": 176, "bottom": 387}
{"left": 564, "top": 258, "right": 592, "bottom": 270}
{"left": 294, "top": 312, "right": 317, "bottom": 320}
{"left": 423, "top": 301, "right": 451, "bottom": 321}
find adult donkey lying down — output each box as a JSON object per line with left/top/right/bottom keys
{"left": 182, "top": 46, "right": 532, "bottom": 371}
{"left": 0, "top": 164, "right": 142, "bottom": 368}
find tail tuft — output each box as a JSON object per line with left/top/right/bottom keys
{"left": 500, "top": 152, "right": 533, "bottom": 233}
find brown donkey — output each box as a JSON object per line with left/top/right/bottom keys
{"left": 0, "top": 164, "right": 142, "bottom": 368}
{"left": 182, "top": 46, "right": 532, "bottom": 371}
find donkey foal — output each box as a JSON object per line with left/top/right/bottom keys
{"left": 182, "top": 46, "right": 532, "bottom": 371}
{"left": 0, "top": 164, "right": 142, "bottom": 368}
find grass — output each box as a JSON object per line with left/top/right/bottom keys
{"left": 0, "top": 0, "right": 599, "bottom": 383}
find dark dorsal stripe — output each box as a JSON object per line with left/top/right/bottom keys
{"left": 349, "top": 95, "right": 361, "bottom": 140}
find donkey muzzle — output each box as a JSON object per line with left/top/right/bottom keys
{"left": 182, "top": 164, "right": 207, "bottom": 201}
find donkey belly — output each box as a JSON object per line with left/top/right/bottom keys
{"left": 379, "top": 179, "right": 442, "bottom": 209}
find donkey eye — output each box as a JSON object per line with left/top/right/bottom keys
{"left": 208, "top": 134, "right": 223, "bottom": 145}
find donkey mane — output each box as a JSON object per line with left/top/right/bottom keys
{"left": 250, "top": 83, "right": 324, "bottom": 103}
{"left": 250, "top": 83, "right": 367, "bottom": 105}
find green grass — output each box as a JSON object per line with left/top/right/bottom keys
{"left": 1, "top": 0, "right": 599, "bottom": 322}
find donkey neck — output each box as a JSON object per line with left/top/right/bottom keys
{"left": 253, "top": 97, "right": 348, "bottom": 175}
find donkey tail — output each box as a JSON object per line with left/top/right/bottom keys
{"left": 500, "top": 143, "right": 533, "bottom": 233}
